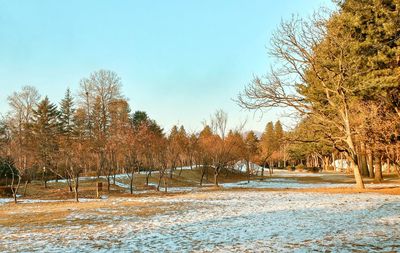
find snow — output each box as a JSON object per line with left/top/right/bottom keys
{"left": 1, "top": 190, "right": 399, "bottom": 252}
{"left": 221, "top": 179, "right": 351, "bottom": 189}
{"left": 222, "top": 179, "right": 400, "bottom": 189}
{"left": 0, "top": 198, "right": 12, "bottom": 205}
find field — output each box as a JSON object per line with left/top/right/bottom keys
{"left": 1, "top": 169, "right": 400, "bottom": 252}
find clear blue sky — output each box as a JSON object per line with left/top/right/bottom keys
{"left": 0, "top": 0, "right": 333, "bottom": 133}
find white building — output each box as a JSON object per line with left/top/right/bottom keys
{"left": 233, "top": 160, "right": 263, "bottom": 175}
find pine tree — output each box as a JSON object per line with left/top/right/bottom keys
{"left": 245, "top": 131, "right": 259, "bottom": 158}
{"left": 31, "top": 96, "right": 59, "bottom": 187}
{"left": 260, "top": 122, "right": 275, "bottom": 160}
{"left": 131, "top": 111, "right": 149, "bottom": 128}
{"left": 274, "top": 120, "right": 284, "bottom": 167}
{"left": 59, "top": 88, "right": 75, "bottom": 137}
{"left": 259, "top": 122, "right": 276, "bottom": 175}
{"left": 244, "top": 131, "right": 259, "bottom": 182}
{"left": 131, "top": 110, "right": 163, "bottom": 136}
{"left": 274, "top": 121, "right": 283, "bottom": 148}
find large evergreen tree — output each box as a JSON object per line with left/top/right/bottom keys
{"left": 59, "top": 88, "right": 75, "bottom": 136}
{"left": 31, "top": 96, "right": 59, "bottom": 187}
{"left": 260, "top": 122, "right": 276, "bottom": 174}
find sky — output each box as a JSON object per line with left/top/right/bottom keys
{"left": 0, "top": 0, "right": 334, "bottom": 133}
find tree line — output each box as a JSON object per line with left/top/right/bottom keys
{"left": 0, "top": 71, "right": 291, "bottom": 203}
{"left": 238, "top": 0, "right": 400, "bottom": 189}
{"left": 2, "top": 0, "right": 398, "bottom": 202}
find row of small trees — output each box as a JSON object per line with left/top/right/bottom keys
{"left": 238, "top": 0, "right": 400, "bottom": 188}
{"left": 0, "top": 72, "right": 289, "bottom": 203}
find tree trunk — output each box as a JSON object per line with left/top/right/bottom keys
{"left": 12, "top": 176, "right": 21, "bottom": 204}
{"left": 107, "top": 176, "right": 111, "bottom": 192}
{"left": 67, "top": 177, "right": 73, "bottom": 192}
{"left": 169, "top": 162, "right": 175, "bottom": 179}
{"left": 130, "top": 170, "right": 134, "bottom": 194}
{"left": 261, "top": 159, "right": 267, "bottom": 180}
{"left": 157, "top": 170, "right": 164, "bottom": 191}
{"left": 360, "top": 154, "right": 369, "bottom": 177}
{"left": 347, "top": 152, "right": 364, "bottom": 189}
{"left": 200, "top": 166, "right": 206, "bottom": 186}
{"left": 323, "top": 156, "right": 330, "bottom": 171}
{"left": 374, "top": 155, "right": 383, "bottom": 183}
{"left": 344, "top": 143, "right": 364, "bottom": 188}
{"left": 268, "top": 160, "right": 273, "bottom": 176}
{"left": 23, "top": 180, "right": 28, "bottom": 196}
{"left": 96, "top": 181, "right": 102, "bottom": 199}
{"left": 359, "top": 143, "right": 369, "bottom": 177}
{"left": 42, "top": 166, "right": 47, "bottom": 189}
{"left": 342, "top": 101, "right": 364, "bottom": 189}
{"left": 73, "top": 174, "right": 79, "bottom": 202}
{"left": 367, "top": 151, "right": 375, "bottom": 178}
{"left": 163, "top": 176, "right": 168, "bottom": 193}
{"left": 246, "top": 160, "right": 250, "bottom": 183}
{"left": 214, "top": 167, "right": 219, "bottom": 186}
{"left": 146, "top": 171, "right": 151, "bottom": 186}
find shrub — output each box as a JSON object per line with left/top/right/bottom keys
{"left": 306, "top": 167, "right": 321, "bottom": 173}
{"left": 287, "top": 165, "right": 295, "bottom": 171}
{"left": 0, "top": 186, "right": 14, "bottom": 197}
{"left": 327, "top": 165, "right": 335, "bottom": 171}
{"left": 0, "top": 157, "right": 18, "bottom": 180}
{"left": 295, "top": 164, "right": 305, "bottom": 171}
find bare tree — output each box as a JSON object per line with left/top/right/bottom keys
{"left": 78, "top": 70, "right": 122, "bottom": 189}
{"left": 237, "top": 13, "right": 367, "bottom": 189}
{"left": 6, "top": 86, "right": 40, "bottom": 203}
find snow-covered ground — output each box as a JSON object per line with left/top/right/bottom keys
{"left": 222, "top": 179, "right": 400, "bottom": 189}
{"left": 8, "top": 170, "right": 400, "bottom": 202}
{"left": 1, "top": 190, "right": 399, "bottom": 252}
{"left": 222, "top": 178, "right": 348, "bottom": 189}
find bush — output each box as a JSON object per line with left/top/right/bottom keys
{"left": 295, "top": 164, "right": 305, "bottom": 171}
{"left": 0, "top": 186, "right": 14, "bottom": 197}
{"left": 286, "top": 165, "right": 295, "bottom": 171}
{"left": 0, "top": 157, "right": 18, "bottom": 180}
{"left": 305, "top": 167, "right": 321, "bottom": 173}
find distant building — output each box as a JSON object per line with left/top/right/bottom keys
{"left": 233, "top": 160, "right": 263, "bottom": 175}
{"left": 332, "top": 159, "right": 349, "bottom": 172}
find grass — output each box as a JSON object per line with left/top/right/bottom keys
{"left": 0, "top": 167, "right": 399, "bottom": 201}
{"left": 0, "top": 195, "right": 189, "bottom": 228}
{"left": 0, "top": 167, "right": 252, "bottom": 200}
{"left": 0, "top": 169, "right": 399, "bottom": 231}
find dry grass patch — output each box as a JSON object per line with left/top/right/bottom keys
{"left": 0, "top": 194, "right": 192, "bottom": 228}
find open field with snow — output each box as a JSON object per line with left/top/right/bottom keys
{"left": 1, "top": 170, "right": 400, "bottom": 252}
{"left": 1, "top": 171, "right": 400, "bottom": 252}
{"left": 1, "top": 189, "right": 400, "bottom": 252}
